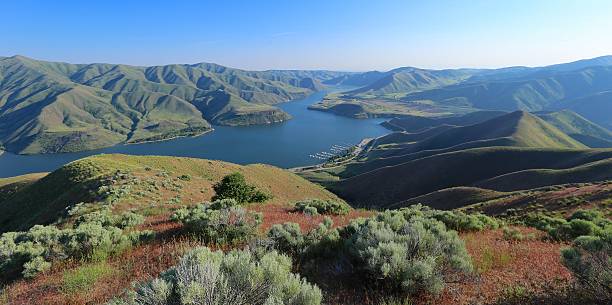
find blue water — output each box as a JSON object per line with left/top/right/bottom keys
{"left": 0, "top": 91, "right": 388, "bottom": 178}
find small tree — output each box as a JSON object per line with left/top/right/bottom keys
{"left": 212, "top": 172, "right": 271, "bottom": 204}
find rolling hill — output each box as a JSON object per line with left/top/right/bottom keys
{"left": 301, "top": 110, "right": 611, "bottom": 209}
{"left": 0, "top": 56, "right": 349, "bottom": 154}
{"left": 332, "top": 147, "right": 612, "bottom": 208}
{"left": 0, "top": 154, "right": 342, "bottom": 233}
{"left": 535, "top": 110, "right": 612, "bottom": 147}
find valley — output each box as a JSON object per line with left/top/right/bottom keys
{"left": 1, "top": 56, "right": 611, "bottom": 305}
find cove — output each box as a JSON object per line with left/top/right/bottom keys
{"left": 0, "top": 91, "right": 389, "bottom": 178}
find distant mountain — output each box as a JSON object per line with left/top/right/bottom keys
{"left": 347, "top": 67, "right": 473, "bottom": 95}
{"left": 323, "top": 71, "right": 386, "bottom": 87}
{"left": 381, "top": 110, "right": 507, "bottom": 132}
{"left": 0, "top": 56, "right": 349, "bottom": 154}
{"left": 382, "top": 109, "right": 612, "bottom": 148}
{"left": 403, "top": 65, "right": 612, "bottom": 114}
{"left": 318, "top": 56, "right": 612, "bottom": 127}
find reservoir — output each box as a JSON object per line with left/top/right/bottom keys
{"left": 0, "top": 90, "right": 388, "bottom": 178}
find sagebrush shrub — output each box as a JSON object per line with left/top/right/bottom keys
{"left": 212, "top": 172, "right": 271, "bottom": 204}
{"left": 268, "top": 206, "right": 474, "bottom": 297}
{"left": 171, "top": 203, "right": 261, "bottom": 244}
{"left": 0, "top": 210, "right": 152, "bottom": 281}
{"left": 343, "top": 209, "right": 473, "bottom": 295}
{"left": 294, "top": 199, "right": 351, "bottom": 216}
{"left": 267, "top": 217, "right": 340, "bottom": 261}
{"left": 561, "top": 231, "right": 611, "bottom": 302}
{"left": 522, "top": 209, "right": 610, "bottom": 241}
{"left": 108, "top": 247, "right": 322, "bottom": 305}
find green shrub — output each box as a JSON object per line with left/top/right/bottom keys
{"left": 561, "top": 232, "right": 611, "bottom": 302}
{"left": 0, "top": 211, "right": 152, "bottom": 282}
{"left": 342, "top": 210, "right": 473, "bottom": 295}
{"left": 267, "top": 217, "right": 341, "bottom": 262}
{"left": 268, "top": 206, "right": 474, "bottom": 298}
{"left": 522, "top": 209, "right": 610, "bottom": 241}
{"left": 108, "top": 247, "right": 322, "bottom": 305}
{"left": 294, "top": 199, "right": 350, "bottom": 216}
{"left": 427, "top": 209, "right": 500, "bottom": 232}
{"left": 212, "top": 172, "right": 271, "bottom": 204}
{"left": 171, "top": 204, "right": 261, "bottom": 245}
{"left": 74, "top": 209, "right": 144, "bottom": 229}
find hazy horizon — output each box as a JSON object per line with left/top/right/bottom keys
{"left": 2, "top": 0, "right": 612, "bottom": 71}
{"left": 4, "top": 53, "right": 612, "bottom": 73}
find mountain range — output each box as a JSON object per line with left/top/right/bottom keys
{"left": 311, "top": 55, "right": 612, "bottom": 129}
{"left": 0, "top": 56, "right": 349, "bottom": 154}
{"left": 1, "top": 55, "right": 611, "bottom": 155}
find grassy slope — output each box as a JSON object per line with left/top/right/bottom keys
{"left": 381, "top": 110, "right": 508, "bottom": 132}
{"left": 0, "top": 56, "right": 344, "bottom": 154}
{"left": 341, "top": 111, "right": 586, "bottom": 177}
{"left": 475, "top": 158, "right": 612, "bottom": 191}
{"left": 389, "top": 187, "right": 510, "bottom": 210}
{"left": 0, "top": 154, "right": 342, "bottom": 232}
{"left": 332, "top": 147, "right": 612, "bottom": 208}
{"left": 536, "top": 110, "right": 612, "bottom": 148}
{"left": 0, "top": 173, "right": 47, "bottom": 203}
{"left": 554, "top": 91, "right": 612, "bottom": 130}
{"left": 403, "top": 66, "right": 612, "bottom": 112}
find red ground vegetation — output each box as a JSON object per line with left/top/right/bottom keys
{"left": 1, "top": 210, "right": 573, "bottom": 305}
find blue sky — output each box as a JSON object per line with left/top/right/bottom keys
{"left": 2, "top": 0, "right": 611, "bottom": 71}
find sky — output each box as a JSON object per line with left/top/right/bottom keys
{"left": 2, "top": 0, "right": 612, "bottom": 71}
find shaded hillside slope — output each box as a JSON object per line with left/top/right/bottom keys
{"left": 475, "top": 158, "right": 612, "bottom": 191}
{"left": 0, "top": 154, "right": 341, "bottom": 232}
{"left": 381, "top": 110, "right": 507, "bottom": 132}
{"left": 359, "top": 111, "right": 585, "bottom": 164}
{"left": 553, "top": 90, "right": 612, "bottom": 129}
{"left": 332, "top": 147, "right": 612, "bottom": 208}
{"left": 535, "top": 110, "right": 612, "bottom": 147}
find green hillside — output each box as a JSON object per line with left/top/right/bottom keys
{"left": 403, "top": 65, "right": 612, "bottom": 116}
{"left": 0, "top": 154, "right": 341, "bottom": 233}
{"left": 303, "top": 111, "right": 609, "bottom": 208}
{"left": 332, "top": 147, "right": 612, "bottom": 208}
{"left": 389, "top": 187, "right": 510, "bottom": 210}
{"left": 554, "top": 90, "right": 612, "bottom": 129}
{"left": 347, "top": 67, "right": 473, "bottom": 95}
{"left": 381, "top": 110, "right": 507, "bottom": 132}
{"left": 536, "top": 110, "right": 612, "bottom": 147}
{"left": 0, "top": 56, "right": 348, "bottom": 154}
{"left": 475, "top": 158, "right": 612, "bottom": 191}
{"left": 315, "top": 56, "right": 612, "bottom": 125}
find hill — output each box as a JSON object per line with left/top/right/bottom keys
{"left": 535, "top": 110, "right": 612, "bottom": 147}
{"left": 0, "top": 56, "right": 349, "bottom": 154}
{"left": 381, "top": 110, "right": 508, "bottom": 132}
{"left": 332, "top": 147, "right": 612, "bottom": 208}
{"left": 553, "top": 90, "right": 612, "bottom": 129}
{"left": 0, "top": 154, "right": 342, "bottom": 233}
{"left": 301, "top": 111, "right": 610, "bottom": 209}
